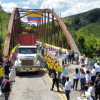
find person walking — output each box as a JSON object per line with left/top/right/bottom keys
{"left": 95, "top": 61, "right": 100, "bottom": 75}
{"left": 64, "top": 52, "right": 67, "bottom": 64}
{"left": 85, "top": 70, "right": 91, "bottom": 85}
{"left": 56, "top": 50, "right": 58, "bottom": 56}
{"left": 94, "top": 73, "right": 100, "bottom": 100}
{"left": 62, "top": 54, "right": 65, "bottom": 66}
{"left": 66, "top": 50, "right": 70, "bottom": 64}
{"left": 89, "top": 59, "right": 93, "bottom": 70}
{"left": 71, "top": 51, "right": 74, "bottom": 64}
{"left": 80, "top": 69, "right": 85, "bottom": 91}
{"left": 50, "top": 70, "right": 60, "bottom": 92}
{"left": 87, "top": 82, "right": 95, "bottom": 100}
{"left": 75, "top": 52, "right": 79, "bottom": 65}
{"left": 73, "top": 68, "right": 80, "bottom": 90}
{"left": 58, "top": 62, "right": 62, "bottom": 83}
{"left": 91, "top": 66, "right": 96, "bottom": 84}
{"left": 1, "top": 76, "right": 11, "bottom": 100}
{"left": 65, "top": 77, "right": 71, "bottom": 100}
{"left": 62, "top": 64, "right": 67, "bottom": 86}
{"left": 4, "top": 62, "right": 10, "bottom": 77}
{"left": 84, "top": 92, "right": 93, "bottom": 100}
{"left": 0, "top": 62, "right": 4, "bottom": 86}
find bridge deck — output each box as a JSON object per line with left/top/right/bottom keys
{"left": 0, "top": 50, "right": 85, "bottom": 100}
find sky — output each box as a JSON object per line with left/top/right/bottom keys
{"left": 0, "top": 0, "right": 100, "bottom": 23}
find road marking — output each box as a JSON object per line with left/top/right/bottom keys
{"left": 42, "top": 67, "right": 67, "bottom": 100}
{"left": 39, "top": 55, "right": 67, "bottom": 100}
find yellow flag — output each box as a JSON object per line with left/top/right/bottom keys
{"left": 27, "top": 12, "right": 42, "bottom": 17}
{"left": 25, "top": 27, "right": 31, "bottom": 29}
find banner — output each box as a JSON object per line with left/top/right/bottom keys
{"left": 27, "top": 12, "right": 42, "bottom": 22}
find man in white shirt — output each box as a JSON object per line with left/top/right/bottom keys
{"left": 94, "top": 59, "right": 99, "bottom": 67}
{"left": 95, "top": 62, "right": 100, "bottom": 75}
{"left": 87, "top": 82, "right": 95, "bottom": 100}
{"left": 66, "top": 50, "right": 69, "bottom": 63}
{"left": 91, "top": 66, "right": 96, "bottom": 84}
{"left": 54, "top": 55, "right": 58, "bottom": 63}
{"left": 65, "top": 77, "right": 71, "bottom": 100}
{"left": 84, "top": 92, "right": 93, "bottom": 100}
{"left": 64, "top": 53, "right": 67, "bottom": 64}
{"left": 86, "top": 70, "right": 91, "bottom": 84}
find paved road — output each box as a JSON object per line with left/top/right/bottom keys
{"left": 8, "top": 67, "right": 66, "bottom": 100}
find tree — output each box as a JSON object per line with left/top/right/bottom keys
{"left": 77, "top": 36, "right": 85, "bottom": 53}
{"left": 72, "top": 16, "right": 80, "bottom": 25}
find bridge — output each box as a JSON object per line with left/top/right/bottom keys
{"left": 0, "top": 8, "right": 83, "bottom": 100}
{"left": 3, "top": 8, "right": 80, "bottom": 57}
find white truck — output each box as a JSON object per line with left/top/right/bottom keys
{"left": 14, "top": 46, "right": 40, "bottom": 75}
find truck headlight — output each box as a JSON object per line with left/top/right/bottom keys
{"left": 36, "top": 61, "right": 40, "bottom": 65}
{"left": 15, "top": 60, "right": 21, "bottom": 68}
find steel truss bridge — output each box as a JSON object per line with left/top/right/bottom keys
{"left": 3, "top": 8, "right": 80, "bottom": 57}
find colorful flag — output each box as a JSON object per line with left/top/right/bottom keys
{"left": 25, "top": 29, "right": 30, "bottom": 31}
{"left": 25, "top": 27, "right": 31, "bottom": 29}
{"left": 27, "top": 12, "right": 42, "bottom": 22}
{"left": 25, "top": 27, "right": 31, "bottom": 31}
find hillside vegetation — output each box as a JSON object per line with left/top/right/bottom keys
{"left": 0, "top": 6, "right": 10, "bottom": 59}
{"left": 60, "top": 8, "right": 100, "bottom": 58}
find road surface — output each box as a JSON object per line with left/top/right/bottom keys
{"left": 8, "top": 67, "right": 66, "bottom": 100}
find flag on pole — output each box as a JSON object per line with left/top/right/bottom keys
{"left": 27, "top": 12, "right": 42, "bottom": 22}
{"left": 25, "top": 27, "right": 31, "bottom": 31}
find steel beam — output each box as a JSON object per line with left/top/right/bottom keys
{"left": 45, "top": 9, "right": 80, "bottom": 54}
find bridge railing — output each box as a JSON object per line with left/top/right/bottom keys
{"left": 3, "top": 8, "right": 21, "bottom": 58}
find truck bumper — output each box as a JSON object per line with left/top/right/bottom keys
{"left": 16, "top": 66, "right": 40, "bottom": 72}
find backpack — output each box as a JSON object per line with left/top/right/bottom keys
{"left": 1, "top": 80, "right": 10, "bottom": 93}
{"left": 97, "top": 79, "right": 100, "bottom": 88}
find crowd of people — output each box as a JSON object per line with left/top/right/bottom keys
{"left": 37, "top": 43, "right": 100, "bottom": 100}
{"left": 0, "top": 42, "right": 100, "bottom": 100}
{"left": 0, "top": 56, "right": 12, "bottom": 100}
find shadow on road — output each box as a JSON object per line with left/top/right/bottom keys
{"left": 17, "top": 68, "right": 45, "bottom": 78}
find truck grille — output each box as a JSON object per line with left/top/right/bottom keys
{"left": 21, "top": 60, "right": 33, "bottom": 66}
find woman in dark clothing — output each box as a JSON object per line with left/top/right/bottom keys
{"left": 51, "top": 70, "right": 60, "bottom": 92}
{"left": 4, "top": 62, "right": 10, "bottom": 76}
{"left": 73, "top": 68, "right": 80, "bottom": 90}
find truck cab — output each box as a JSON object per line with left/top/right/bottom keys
{"left": 14, "top": 45, "right": 40, "bottom": 75}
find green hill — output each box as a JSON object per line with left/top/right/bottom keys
{"left": 76, "top": 23, "right": 100, "bottom": 41}
{"left": 59, "top": 8, "right": 100, "bottom": 58}
{"left": 0, "top": 7, "right": 10, "bottom": 59}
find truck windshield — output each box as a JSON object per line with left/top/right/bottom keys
{"left": 18, "top": 48, "right": 37, "bottom": 54}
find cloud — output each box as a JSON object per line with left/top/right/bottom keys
{"left": 22, "top": 6, "right": 30, "bottom": 9}
{"left": 40, "top": 0, "right": 100, "bottom": 17}
{"left": 2, "top": 2, "right": 17, "bottom": 12}
{"left": 21, "top": 0, "right": 39, "bottom": 5}
{"left": 40, "top": 0, "right": 72, "bottom": 9}
{"left": 61, "top": 1, "right": 100, "bottom": 17}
